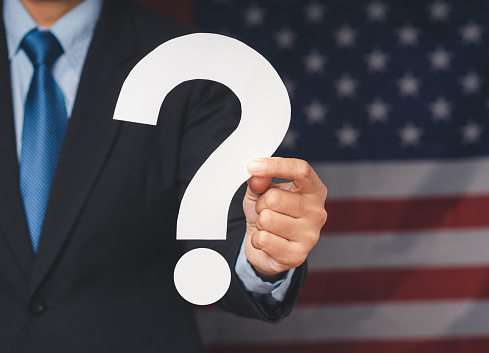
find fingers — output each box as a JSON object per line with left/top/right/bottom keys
{"left": 254, "top": 208, "right": 322, "bottom": 247}
{"left": 255, "top": 187, "right": 305, "bottom": 219}
{"left": 254, "top": 186, "right": 327, "bottom": 225}
{"left": 250, "top": 230, "right": 307, "bottom": 270}
{"left": 246, "top": 176, "right": 272, "bottom": 200}
{"left": 247, "top": 157, "right": 326, "bottom": 196}
{"left": 255, "top": 209, "right": 304, "bottom": 242}
{"left": 243, "top": 157, "right": 327, "bottom": 276}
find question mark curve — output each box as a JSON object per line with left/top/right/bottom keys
{"left": 113, "top": 33, "right": 291, "bottom": 305}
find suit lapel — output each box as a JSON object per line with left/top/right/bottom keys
{"left": 0, "top": 2, "right": 34, "bottom": 278}
{"left": 29, "top": 0, "right": 139, "bottom": 297}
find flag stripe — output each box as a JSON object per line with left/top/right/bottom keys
{"left": 298, "top": 266, "right": 489, "bottom": 305}
{"left": 323, "top": 194, "right": 489, "bottom": 233}
{"left": 198, "top": 301, "right": 489, "bottom": 344}
{"left": 206, "top": 337, "right": 489, "bottom": 353}
{"left": 193, "top": 2, "right": 489, "bottom": 351}
{"left": 313, "top": 158, "right": 489, "bottom": 200}
{"left": 309, "top": 228, "right": 489, "bottom": 270}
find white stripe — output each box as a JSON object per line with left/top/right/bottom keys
{"left": 309, "top": 228, "right": 489, "bottom": 270}
{"left": 312, "top": 157, "right": 489, "bottom": 199}
{"left": 198, "top": 300, "right": 489, "bottom": 343}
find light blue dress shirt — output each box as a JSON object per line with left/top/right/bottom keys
{"left": 4, "top": 0, "right": 103, "bottom": 156}
{"left": 3, "top": 0, "right": 294, "bottom": 303}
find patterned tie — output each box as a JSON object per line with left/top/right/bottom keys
{"left": 19, "top": 30, "right": 68, "bottom": 253}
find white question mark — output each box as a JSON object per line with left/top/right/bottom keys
{"left": 113, "top": 33, "right": 290, "bottom": 305}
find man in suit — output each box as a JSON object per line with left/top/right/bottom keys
{"left": 0, "top": 0, "right": 328, "bottom": 352}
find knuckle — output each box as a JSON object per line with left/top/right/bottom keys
{"left": 296, "top": 160, "right": 312, "bottom": 179}
{"left": 307, "top": 231, "right": 320, "bottom": 248}
{"left": 254, "top": 201, "right": 262, "bottom": 214}
{"left": 251, "top": 231, "right": 260, "bottom": 248}
{"left": 258, "top": 209, "right": 274, "bottom": 229}
{"left": 321, "top": 184, "right": 328, "bottom": 199}
{"left": 322, "top": 210, "right": 328, "bottom": 226}
{"left": 264, "top": 188, "right": 281, "bottom": 209}
{"left": 254, "top": 231, "right": 270, "bottom": 249}
{"left": 310, "top": 206, "right": 328, "bottom": 225}
{"left": 318, "top": 208, "right": 328, "bottom": 225}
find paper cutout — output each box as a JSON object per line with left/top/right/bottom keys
{"left": 113, "top": 33, "right": 290, "bottom": 305}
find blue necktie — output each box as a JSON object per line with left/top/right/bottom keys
{"left": 19, "top": 30, "right": 68, "bottom": 253}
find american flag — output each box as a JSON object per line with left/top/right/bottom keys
{"left": 136, "top": 1, "right": 489, "bottom": 352}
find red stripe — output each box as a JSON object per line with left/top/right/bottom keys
{"left": 206, "top": 337, "right": 489, "bottom": 353}
{"left": 296, "top": 267, "right": 489, "bottom": 305}
{"left": 128, "top": 0, "right": 193, "bottom": 24}
{"left": 323, "top": 194, "right": 489, "bottom": 233}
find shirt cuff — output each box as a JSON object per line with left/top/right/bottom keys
{"left": 235, "top": 233, "right": 295, "bottom": 303}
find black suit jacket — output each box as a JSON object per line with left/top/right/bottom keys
{"left": 0, "top": 1, "right": 305, "bottom": 352}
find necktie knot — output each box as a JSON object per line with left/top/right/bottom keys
{"left": 21, "top": 30, "right": 64, "bottom": 68}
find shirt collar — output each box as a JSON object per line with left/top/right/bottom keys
{"left": 50, "top": 0, "right": 103, "bottom": 69}
{"left": 3, "top": 0, "right": 103, "bottom": 68}
{"left": 3, "top": 0, "right": 37, "bottom": 60}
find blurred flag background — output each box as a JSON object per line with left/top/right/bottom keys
{"left": 133, "top": 1, "right": 489, "bottom": 352}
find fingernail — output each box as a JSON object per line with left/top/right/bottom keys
{"left": 247, "top": 159, "right": 265, "bottom": 173}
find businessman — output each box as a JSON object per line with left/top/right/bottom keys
{"left": 0, "top": 0, "right": 328, "bottom": 352}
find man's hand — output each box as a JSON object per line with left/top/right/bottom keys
{"left": 243, "top": 157, "right": 327, "bottom": 282}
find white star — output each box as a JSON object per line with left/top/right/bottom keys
{"left": 397, "top": 25, "right": 419, "bottom": 46}
{"left": 428, "top": 1, "right": 450, "bottom": 22}
{"left": 428, "top": 97, "right": 452, "bottom": 121}
{"left": 398, "top": 123, "right": 423, "bottom": 147}
{"left": 304, "top": 50, "right": 326, "bottom": 74}
{"left": 334, "top": 74, "right": 358, "bottom": 98}
{"left": 335, "top": 25, "right": 357, "bottom": 48}
{"left": 280, "top": 130, "right": 299, "bottom": 149}
{"left": 335, "top": 123, "right": 360, "bottom": 148}
{"left": 428, "top": 47, "right": 452, "bottom": 71}
{"left": 460, "top": 22, "right": 484, "bottom": 45}
{"left": 304, "top": 99, "right": 328, "bottom": 124}
{"left": 365, "top": 49, "right": 389, "bottom": 72}
{"left": 366, "top": 1, "right": 387, "bottom": 22}
{"left": 397, "top": 73, "right": 421, "bottom": 97}
{"left": 282, "top": 77, "right": 297, "bottom": 98}
{"left": 243, "top": 5, "right": 265, "bottom": 27}
{"left": 304, "top": 2, "right": 325, "bottom": 24}
{"left": 275, "top": 28, "right": 296, "bottom": 49}
{"left": 366, "top": 98, "right": 390, "bottom": 122}
{"left": 461, "top": 121, "right": 483, "bottom": 144}
{"left": 460, "top": 71, "right": 482, "bottom": 94}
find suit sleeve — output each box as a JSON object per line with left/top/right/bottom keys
{"left": 174, "top": 79, "right": 306, "bottom": 322}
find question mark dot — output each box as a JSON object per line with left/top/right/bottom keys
{"left": 174, "top": 248, "right": 231, "bottom": 305}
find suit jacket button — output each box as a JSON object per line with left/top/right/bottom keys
{"left": 29, "top": 300, "right": 47, "bottom": 317}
